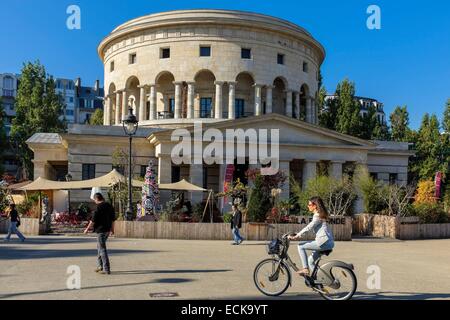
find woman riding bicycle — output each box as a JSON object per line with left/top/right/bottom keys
{"left": 288, "top": 197, "right": 334, "bottom": 276}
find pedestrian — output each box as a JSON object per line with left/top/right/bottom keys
{"left": 4, "top": 204, "right": 26, "bottom": 242}
{"left": 230, "top": 204, "right": 244, "bottom": 245}
{"left": 288, "top": 196, "right": 335, "bottom": 276}
{"left": 84, "top": 193, "right": 116, "bottom": 275}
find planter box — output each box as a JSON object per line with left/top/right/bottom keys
{"left": 114, "top": 216, "right": 353, "bottom": 241}
{"left": 353, "top": 214, "right": 450, "bottom": 240}
{"left": 0, "top": 218, "right": 45, "bottom": 236}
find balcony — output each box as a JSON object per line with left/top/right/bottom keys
{"left": 2, "top": 89, "right": 15, "bottom": 97}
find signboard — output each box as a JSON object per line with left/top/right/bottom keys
{"left": 435, "top": 171, "right": 442, "bottom": 199}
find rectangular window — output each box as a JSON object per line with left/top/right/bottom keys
{"left": 389, "top": 173, "right": 398, "bottom": 185}
{"left": 172, "top": 166, "right": 181, "bottom": 183}
{"left": 200, "top": 46, "right": 211, "bottom": 57}
{"left": 200, "top": 98, "right": 212, "bottom": 118}
{"left": 161, "top": 48, "right": 170, "bottom": 59}
{"left": 112, "top": 165, "right": 125, "bottom": 175}
{"left": 370, "top": 173, "right": 378, "bottom": 181}
{"left": 241, "top": 48, "right": 252, "bottom": 59}
{"left": 110, "top": 61, "right": 115, "bottom": 72}
{"left": 82, "top": 164, "right": 96, "bottom": 180}
{"left": 169, "top": 98, "right": 175, "bottom": 114}
{"left": 235, "top": 99, "right": 245, "bottom": 118}
{"left": 303, "top": 61, "right": 309, "bottom": 73}
{"left": 129, "top": 53, "right": 137, "bottom": 64}
{"left": 79, "top": 99, "right": 85, "bottom": 108}
{"left": 277, "top": 54, "right": 285, "bottom": 65}
{"left": 140, "top": 165, "right": 147, "bottom": 178}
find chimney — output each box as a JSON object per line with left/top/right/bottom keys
{"left": 94, "top": 80, "right": 100, "bottom": 94}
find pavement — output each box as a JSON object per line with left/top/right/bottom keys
{"left": 0, "top": 235, "right": 449, "bottom": 300}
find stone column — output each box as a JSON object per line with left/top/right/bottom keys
{"left": 187, "top": 82, "right": 195, "bottom": 119}
{"left": 149, "top": 85, "right": 157, "bottom": 120}
{"left": 330, "top": 161, "right": 344, "bottom": 180}
{"left": 214, "top": 81, "right": 224, "bottom": 119}
{"left": 279, "top": 161, "right": 291, "bottom": 200}
{"left": 103, "top": 97, "right": 109, "bottom": 125}
{"left": 121, "top": 90, "right": 128, "bottom": 121}
{"left": 311, "top": 97, "right": 317, "bottom": 124}
{"left": 254, "top": 84, "right": 263, "bottom": 116}
{"left": 158, "top": 155, "right": 172, "bottom": 206}
{"left": 106, "top": 96, "right": 113, "bottom": 125}
{"left": 115, "top": 91, "right": 122, "bottom": 125}
{"left": 174, "top": 82, "right": 183, "bottom": 119}
{"left": 302, "top": 160, "right": 318, "bottom": 189}
{"left": 228, "top": 81, "right": 236, "bottom": 120}
{"left": 138, "top": 85, "right": 147, "bottom": 122}
{"left": 190, "top": 164, "right": 204, "bottom": 204}
{"left": 294, "top": 91, "right": 300, "bottom": 120}
{"left": 285, "top": 90, "right": 293, "bottom": 117}
{"left": 265, "top": 86, "right": 273, "bottom": 114}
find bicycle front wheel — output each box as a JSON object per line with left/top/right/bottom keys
{"left": 254, "top": 258, "right": 291, "bottom": 297}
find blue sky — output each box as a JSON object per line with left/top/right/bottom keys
{"left": 1, "top": 0, "right": 449, "bottom": 129}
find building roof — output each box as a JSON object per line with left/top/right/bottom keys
{"left": 67, "top": 124, "right": 163, "bottom": 138}
{"left": 26, "top": 133, "right": 63, "bottom": 145}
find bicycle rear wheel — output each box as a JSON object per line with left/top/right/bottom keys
{"left": 254, "top": 258, "right": 291, "bottom": 297}
{"left": 318, "top": 266, "right": 357, "bottom": 301}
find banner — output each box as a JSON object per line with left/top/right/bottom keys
{"left": 435, "top": 171, "right": 442, "bottom": 199}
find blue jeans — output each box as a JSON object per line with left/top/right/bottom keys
{"left": 298, "top": 240, "right": 334, "bottom": 271}
{"left": 232, "top": 227, "right": 244, "bottom": 243}
{"left": 5, "top": 222, "right": 25, "bottom": 241}
{"left": 97, "top": 233, "right": 110, "bottom": 272}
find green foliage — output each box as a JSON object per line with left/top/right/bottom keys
{"left": 443, "top": 184, "right": 450, "bottom": 213}
{"left": 247, "top": 175, "right": 272, "bottom": 222}
{"left": 291, "top": 175, "right": 356, "bottom": 216}
{"left": 354, "top": 167, "right": 385, "bottom": 214}
{"left": 335, "top": 79, "right": 362, "bottom": 137}
{"left": 222, "top": 213, "right": 233, "bottom": 224}
{"left": 390, "top": 106, "right": 410, "bottom": 142}
{"left": 0, "top": 186, "right": 10, "bottom": 213}
{"left": 89, "top": 109, "right": 104, "bottom": 126}
{"left": 318, "top": 87, "right": 338, "bottom": 131}
{"left": 414, "top": 180, "right": 436, "bottom": 204}
{"left": 10, "top": 61, "right": 66, "bottom": 179}
{"left": 412, "top": 203, "right": 449, "bottom": 224}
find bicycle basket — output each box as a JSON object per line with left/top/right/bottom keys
{"left": 267, "top": 239, "right": 282, "bottom": 255}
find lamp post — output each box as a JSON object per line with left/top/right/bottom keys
{"left": 65, "top": 173, "right": 72, "bottom": 214}
{"left": 122, "top": 106, "right": 139, "bottom": 221}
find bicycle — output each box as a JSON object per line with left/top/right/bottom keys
{"left": 253, "top": 233, "right": 357, "bottom": 301}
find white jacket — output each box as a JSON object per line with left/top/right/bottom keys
{"left": 297, "top": 213, "right": 334, "bottom": 246}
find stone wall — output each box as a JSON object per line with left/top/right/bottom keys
{"left": 0, "top": 218, "right": 46, "bottom": 236}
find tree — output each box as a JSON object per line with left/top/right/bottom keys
{"left": 442, "top": 99, "right": 450, "bottom": 179}
{"left": 334, "top": 79, "right": 361, "bottom": 137}
{"left": 359, "top": 105, "right": 378, "bottom": 140}
{"left": 390, "top": 106, "right": 411, "bottom": 142}
{"left": 10, "top": 61, "right": 66, "bottom": 179}
{"left": 412, "top": 113, "right": 443, "bottom": 181}
{"left": 0, "top": 98, "right": 7, "bottom": 175}
{"left": 318, "top": 87, "right": 339, "bottom": 130}
{"left": 246, "top": 175, "right": 272, "bottom": 222}
{"left": 372, "top": 119, "right": 390, "bottom": 140}
{"left": 89, "top": 108, "right": 104, "bottom": 126}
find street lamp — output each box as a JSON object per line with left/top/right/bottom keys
{"left": 65, "top": 173, "right": 72, "bottom": 214}
{"left": 122, "top": 107, "right": 139, "bottom": 221}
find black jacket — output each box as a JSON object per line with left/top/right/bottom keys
{"left": 231, "top": 210, "right": 242, "bottom": 229}
{"left": 92, "top": 202, "right": 116, "bottom": 233}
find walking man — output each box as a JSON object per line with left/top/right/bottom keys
{"left": 230, "top": 204, "right": 244, "bottom": 245}
{"left": 84, "top": 193, "right": 116, "bottom": 275}
{"left": 4, "top": 204, "right": 26, "bottom": 242}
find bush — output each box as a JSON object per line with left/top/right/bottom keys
{"left": 415, "top": 180, "right": 437, "bottom": 204}
{"left": 354, "top": 167, "right": 386, "bottom": 214}
{"left": 247, "top": 175, "right": 272, "bottom": 222}
{"left": 222, "top": 213, "right": 233, "bottom": 224}
{"left": 291, "top": 175, "right": 356, "bottom": 216}
{"left": 412, "top": 203, "right": 449, "bottom": 224}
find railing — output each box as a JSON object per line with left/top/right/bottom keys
{"left": 157, "top": 111, "right": 175, "bottom": 119}
{"left": 2, "top": 89, "right": 15, "bottom": 97}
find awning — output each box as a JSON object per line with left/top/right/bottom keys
{"left": 159, "top": 179, "right": 207, "bottom": 192}
{"left": 16, "top": 170, "right": 143, "bottom": 191}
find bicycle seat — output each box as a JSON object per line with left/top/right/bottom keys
{"left": 320, "top": 250, "right": 333, "bottom": 256}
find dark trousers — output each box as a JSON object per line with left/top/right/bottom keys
{"left": 97, "top": 233, "right": 110, "bottom": 271}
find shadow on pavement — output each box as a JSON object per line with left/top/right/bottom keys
{"left": 113, "top": 269, "right": 232, "bottom": 275}
{"left": 0, "top": 278, "right": 195, "bottom": 299}
{"left": 0, "top": 248, "right": 163, "bottom": 260}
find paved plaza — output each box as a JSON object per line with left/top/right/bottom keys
{"left": 0, "top": 235, "right": 449, "bottom": 300}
